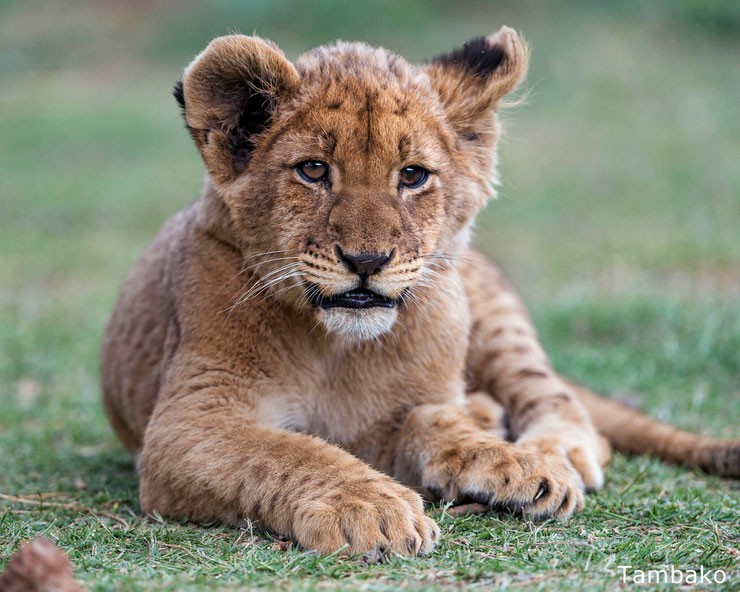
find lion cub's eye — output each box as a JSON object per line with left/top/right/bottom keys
{"left": 296, "top": 161, "right": 328, "bottom": 183}
{"left": 399, "top": 166, "right": 428, "bottom": 189}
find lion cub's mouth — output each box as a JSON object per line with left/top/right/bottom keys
{"left": 309, "top": 287, "right": 399, "bottom": 310}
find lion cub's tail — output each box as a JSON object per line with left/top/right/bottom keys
{"left": 565, "top": 378, "right": 740, "bottom": 478}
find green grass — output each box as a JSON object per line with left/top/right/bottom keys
{"left": 1, "top": 1, "right": 739, "bottom": 590}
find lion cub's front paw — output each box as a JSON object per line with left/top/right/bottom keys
{"left": 422, "top": 436, "right": 585, "bottom": 519}
{"left": 293, "top": 477, "right": 439, "bottom": 557}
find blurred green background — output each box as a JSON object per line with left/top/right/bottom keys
{"left": 2, "top": 0, "right": 740, "bottom": 306}
{"left": 1, "top": 1, "right": 738, "bottom": 590}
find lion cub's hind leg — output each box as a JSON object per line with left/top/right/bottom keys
{"left": 462, "top": 248, "right": 607, "bottom": 492}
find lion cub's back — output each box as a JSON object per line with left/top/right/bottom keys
{"left": 100, "top": 206, "right": 193, "bottom": 452}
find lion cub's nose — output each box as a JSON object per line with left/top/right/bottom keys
{"left": 335, "top": 247, "right": 391, "bottom": 276}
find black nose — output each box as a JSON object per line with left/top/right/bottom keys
{"left": 335, "top": 247, "right": 391, "bottom": 276}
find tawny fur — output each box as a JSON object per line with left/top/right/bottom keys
{"left": 101, "top": 28, "right": 739, "bottom": 557}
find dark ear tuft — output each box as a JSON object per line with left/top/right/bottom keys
{"left": 173, "top": 78, "right": 186, "bottom": 113}
{"left": 224, "top": 86, "right": 274, "bottom": 169}
{"left": 432, "top": 36, "right": 507, "bottom": 78}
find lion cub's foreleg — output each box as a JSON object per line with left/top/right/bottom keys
{"left": 461, "top": 249, "right": 610, "bottom": 491}
{"left": 138, "top": 363, "right": 438, "bottom": 557}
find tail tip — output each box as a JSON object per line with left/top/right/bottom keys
{"left": 698, "top": 440, "right": 740, "bottom": 478}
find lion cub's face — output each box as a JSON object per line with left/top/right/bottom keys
{"left": 177, "top": 29, "right": 527, "bottom": 340}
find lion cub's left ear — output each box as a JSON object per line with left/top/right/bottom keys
{"left": 424, "top": 26, "right": 528, "bottom": 141}
{"left": 174, "top": 35, "right": 301, "bottom": 183}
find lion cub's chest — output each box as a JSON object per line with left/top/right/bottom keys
{"left": 250, "top": 287, "right": 471, "bottom": 450}
{"left": 257, "top": 334, "right": 467, "bottom": 448}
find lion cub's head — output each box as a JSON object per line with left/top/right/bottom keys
{"left": 175, "top": 29, "right": 527, "bottom": 341}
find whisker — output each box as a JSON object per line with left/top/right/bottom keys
{"left": 225, "top": 255, "right": 302, "bottom": 288}
{"left": 245, "top": 249, "right": 295, "bottom": 259}
{"left": 220, "top": 251, "right": 299, "bottom": 291}
{"left": 225, "top": 263, "right": 305, "bottom": 316}
{"left": 237, "top": 268, "right": 303, "bottom": 304}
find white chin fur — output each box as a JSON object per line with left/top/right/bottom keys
{"left": 317, "top": 307, "right": 398, "bottom": 342}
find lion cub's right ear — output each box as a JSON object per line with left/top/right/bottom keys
{"left": 424, "top": 27, "right": 528, "bottom": 142}
{"left": 174, "top": 35, "right": 300, "bottom": 183}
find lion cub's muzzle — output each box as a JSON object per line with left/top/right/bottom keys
{"left": 310, "top": 247, "right": 400, "bottom": 310}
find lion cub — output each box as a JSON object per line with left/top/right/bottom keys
{"left": 101, "top": 28, "right": 739, "bottom": 556}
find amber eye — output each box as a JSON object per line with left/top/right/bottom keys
{"left": 296, "top": 161, "right": 328, "bottom": 183}
{"left": 399, "top": 166, "right": 428, "bottom": 189}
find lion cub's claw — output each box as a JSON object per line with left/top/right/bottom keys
{"left": 519, "top": 453, "right": 586, "bottom": 519}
